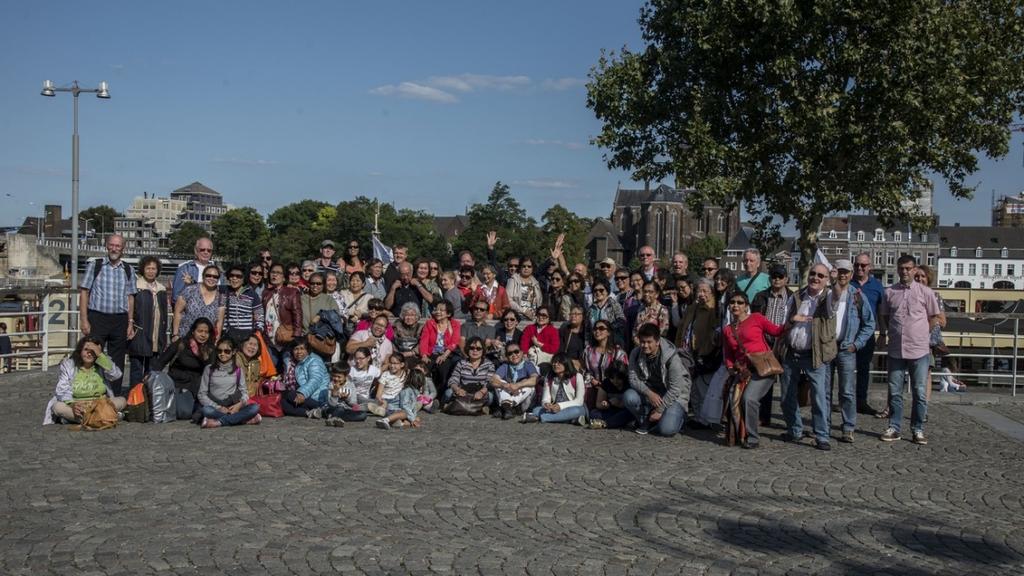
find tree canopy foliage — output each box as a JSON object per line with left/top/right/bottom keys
{"left": 79, "top": 205, "right": 121, "bottom": 236}
{"left": 453, "top": 182, "right": 546, "bottom": 264}
{"left": 211, "top": 208, "right": 270, "bottom": 264}
{"left": 167, "top": 222, "right": 208, "bottom": 258}
{"left": 587, "top": 0, "right": 1024, "bottom": 274}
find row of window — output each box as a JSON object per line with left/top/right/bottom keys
{"left": 828, "top": 229, "right": 929, "bottom": 243}
{"left": 872, "top": 251, "right": 937, "bottom": 266}
{"left": 948, "top": 247, "right": 1010, "bottom": 258}
{"left": 943, "top": 262, "right": 1016, "bottom": 278}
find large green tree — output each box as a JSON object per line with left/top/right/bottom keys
{"left": 588, "top": 0, "right": 1024, "bottom": 276}
{"left": 453, "top": 182, "right": 545, "bottom": 265}
{"left": 266, "top": 200, "right": 331, "bottom": 264}
{"left": 211, "top": 207, "right": 270, "bottom": 265}
{"left": 79, "top": 205, "right": 121, "bottom": 236}
{"left": 167, "top": 222, "right": 208, "bottom": 258}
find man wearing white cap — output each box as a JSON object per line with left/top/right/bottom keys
{"left": 829, "top": 259, "right": 876, "bottom": 443}
{"left": 598, "top": 257, "right": 619, "bottom": 294}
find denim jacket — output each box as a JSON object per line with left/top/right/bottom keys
{"left": 837, "top": 285, "right": 876, "bottom": 352}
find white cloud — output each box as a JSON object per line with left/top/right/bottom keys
{"left": 427, "top": 74, "right": 532, "bottom": 92}
{"left": 369, "top": 82, "right": 458, "bottom": 103}
{"left": 523, "top": 139, "right": 585, "bottom": 150}
{"left": 211, "top": 157, "right": 280, "bottom": 166}
{"left": 541, "top": 77, "right": 586, "bottom": 91}
{"left": 512, "top": 178, "right": 579, "bottom": 189}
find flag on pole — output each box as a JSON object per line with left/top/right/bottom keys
{"left": 372, "top": 234, "right": 393, "bottom": 266}
{"left": 814, "top": 248, "right": 832, "bottom": 271}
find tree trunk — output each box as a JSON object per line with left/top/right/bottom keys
{"left": 796, "top": 213, "right": 824, "bottom": 284}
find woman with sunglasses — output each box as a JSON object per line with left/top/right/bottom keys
{"left": 353, "top": 298, "right": 396, "bottom": 340}
{"left": 722, "top": 291, "right": 785, "bottom": 449}
{"left": 582, "top": 319, "right": 629, "bottom": 428}
{"left": 443, "top": 336, "right": 495, "bottom": 414}
{"left": 544, "top": 270, "right": 567, "bottom": 320}
{"left": 493, "top": 309, "right": 524, "bottom": 363}
{"left": 198, "top": 337, "right": 262, "bottom": 428}
{"left": 491, "top": 341, "right": 539, "bottom": 419}
{"left": 300, "top": 272, "right": 341, "bottom": 333}
{"left": 676, "top": 278, "right": 722, "bottom": 424}
{"left": 341, "top": 240, "right": 365, "bottom": 276}
{"left": 587, "top": 279, "right": 626, "bottom": 344}
{"left": 222, "top": 264, "right": 265, "bottom": 345}
{"left": 559, "top": 273, "right": 587, "bottom": 323}
{"left": 520, "top": 305, "right": 559, "bottom": 368}
{"left": 262, "top": 263, "right": 303, "bottom": 371}
{"left": 173, "top": 264, "right": 225, "bottom": 340}
{"left": 507, "top": 256, "right": 543, "bottom": 321}
{"left": 284, "top": 263, "right": 307, "bottom": 292}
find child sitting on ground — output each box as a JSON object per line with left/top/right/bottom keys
{"left": 375, "top": 357, "right": 425, "bottom": 430}
{"left": 410, "top": 359, "right": 438, "bottom": 413}
{"left": 318, "top": 363, "right": 368, "bottom": 427}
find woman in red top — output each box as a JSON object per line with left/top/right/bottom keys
{"left": 418, "top": 300, "right": 462, "bottom": 400}
{"left": 520, "top": 305, "right": 560, "bottom": 369}
{"left": 722, "top": 291, "right": 785, "bottom": 449}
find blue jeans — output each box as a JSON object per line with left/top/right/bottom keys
{"left": 781, "top": 351, "right": 830, "bottom": 443}
{"left": 530, "top": 404, "right": 587, "bottom": 423}
{"left": 834, "top": 350, "right": 857, "bottom": 432}
{"left": 855, "top": 335, "right": 875, "bottom": 407}
{"left": 887, "top": 355, "right": 929, "bottom": 434}
{"left": 622, "top": 388, "right": 685, "bottom": 436}
{"left": 201, "top": 402, "right": 260, "bottom": 426}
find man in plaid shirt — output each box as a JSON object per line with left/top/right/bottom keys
{"left": 79, "top": 234, "right": 136, "bottom": 394}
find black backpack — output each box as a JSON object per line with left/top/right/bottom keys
{"left": 91, "top": 258, "right": 133, "bottom": 283}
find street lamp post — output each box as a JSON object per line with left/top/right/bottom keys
{"left": 40, "top": 80, "right": 110, "bottom": 313}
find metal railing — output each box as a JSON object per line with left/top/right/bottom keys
{"left": 1, "top": 288, "right": 1021, "bottom": 396}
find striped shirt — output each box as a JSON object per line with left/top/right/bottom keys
{"left": 447, "top": 358, "right": 495, "bottom": 394}
{"left": 223, "top": 286, "right": 265, "bottom": 333}
{"left": 80, "top": 258, "right": 136, "bottom": 314}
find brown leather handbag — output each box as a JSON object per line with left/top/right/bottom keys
{"left": 730, "top": 323, "right": 783, "bottom": 378}
{"left": 71, "top": 396, "right": 119, "bottom": 431}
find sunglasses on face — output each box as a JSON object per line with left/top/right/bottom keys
{"left": 204, "top": 274, "right": 220, "bottom": 280}
{"left": 369, "top": 305, "right": 384, "bottom": 311}
{"left": 467, "top": 346, "right": 483, "bottom": 351}
{"left": 250, "top": 270, "right": 263, "bottom": 276}
{"left": 702, "top": 267, "right": 718, "bottom": 272}
{"left": 228, "top": 273, "right": 243, "bottom": 279}
{"left": 503, "top": 317, "right": 517, "bottom": 322}
{"left": 310, "top": 281, "right": 323, "bottom": 286}
{"left": 348, "top": 245, "right": 359, "bottom": 250}
{"left": 261, "top": 256, "right": 272, "bottom": 261}
{"left": 569, "top": 279, "right": 582, "bottom": 284}
{"left": 854, "top": 263, "right": 869, "bottom": 268}
{"left": 594, "top": 326, "right": 609, "bottom": 332}
{"left": 302, "top": 268, "right": 315, "bottom": 273}
{"left": 506, "top": 349, "right": 521, "bottom": 355}
{"left": 217, "top": 348, "right": 233, "bottom": 354}
{"left": 615, "top": 276, "right": 628, "bottom": 282}
{"left": 594, "top": 288, "right": 607, "bottom": 294}
{"left": 197, "top": 248, "right": 213, "bottom": 253}
{"left": 809, "top": 272, "right": 828, "bottom": 279}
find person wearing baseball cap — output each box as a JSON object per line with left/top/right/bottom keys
{"left": 829, "top": 258, "right": 876, "bottom": 444}
{"left": 316, "top": 240, "right": 340, "bottom": 274}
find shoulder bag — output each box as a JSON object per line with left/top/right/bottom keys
{"left": 730, "top": 321, "right": 783, "bottom": 378}
{"left": 71, "top": 396, "right": 119, "bottom": 431}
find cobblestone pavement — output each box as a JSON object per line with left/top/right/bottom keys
{"left": 3, "top": 371, "right": 1023, "bottom": 576}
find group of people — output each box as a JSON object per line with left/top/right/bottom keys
{"left": 44, "top": 232, "right": 946, "bottom": 450}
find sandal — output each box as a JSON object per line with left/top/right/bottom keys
{"left": 875, "top": 407, "right": 890, "bottom": 419}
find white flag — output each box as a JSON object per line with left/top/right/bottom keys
{"left": 372, "top": 234, "right": 393, "bottom": 266}
{"left": 814, "top": 248, "right": 833, "bottom": 271}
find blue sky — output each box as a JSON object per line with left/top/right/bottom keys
{"left": 1, "top": 0, "right": 1019, "bottom": 228}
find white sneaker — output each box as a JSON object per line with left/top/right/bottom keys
{"left": 375, "top": 418, "right": 391, "bottom": 430}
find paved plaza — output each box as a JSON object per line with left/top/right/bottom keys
{"left": 2, "top": 371, "right": 1023, "bottom": 575}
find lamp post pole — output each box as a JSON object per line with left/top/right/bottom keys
{"left": 40, "top": 80, "right": 109, "bottom": 314}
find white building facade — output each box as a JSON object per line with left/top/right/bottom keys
{"left": 936, "top": 226, "right": 1024, "bottom": 290}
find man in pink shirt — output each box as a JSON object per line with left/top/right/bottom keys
{"left": 878, "top": 254, "right": 941, "bottom": 445}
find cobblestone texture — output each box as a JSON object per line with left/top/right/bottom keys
{"left": 2, "top": 371, "right": 1023, "bottom": 575}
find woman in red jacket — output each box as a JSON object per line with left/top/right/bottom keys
{"left": 419, "top": 300, "right": 462, "bottom": 400}
{"left": 520, "top": 305, "right": 560, "bottom": 369}
{"left": 722, "top": 291, "right": 785, "bottom": 449}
